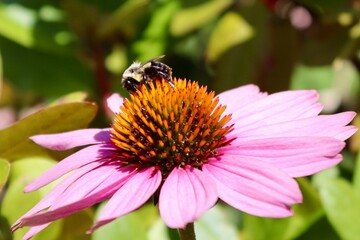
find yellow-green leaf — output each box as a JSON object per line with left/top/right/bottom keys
{"left": 207, "top": 12, "right": 254, "bottom": 62}
{"left": 0, "top": 158, "right": 10, "bottom": 192}
{"left": 0, "top": 3, "right": 35, "bottom": 47}
{"left": 97, "top": 0, "right": 149, "bottom": 40}
{"left": 1, "top": 157, "right": 62, "bottom": 240}
{"left": 58, "top": 209, "right": 93, "bottom": 240}
{"left": 170, "top": 0, "right": 232, "bottom": 36}
{"left": 319, "top": 178, "right": 360, "bottom": 240}
{"left": 196, "top": 204, "right": 239, "bottom": 240}
{"left": 284, "top": 178, "right": 324, "bottom": 239}
{"left": 92, "top": 203, "right": 158, "bottom": 240}
{"left": 0, "top": 102, "right": 97, "bottom": 160}
{"left": 353, "top": 151, "right": 360, "bottom": 194}
{"left": 48, "top": 91, "right": 88, "bottom": 106}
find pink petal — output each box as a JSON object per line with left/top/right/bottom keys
{"left": 13, "top": 161, "right": 103, "bottom": 231}
{"left": 23, "top": 224, "right": 50, "bottom": 240}
{"left": 107, "top": 93, "right": 123, "bottom": 114}
{"left": 221, "top": 136, "right": 345, "bottom": 177}
{"left": 88, "top": 167, "right": 161, "bottom": 233}
{"left": 30, "top": 128, "right": 111, "bottom": 151}
{"left": 229, "top": 90, "right": 323, "bottom": 132}
{"left": 49, "top": 163, "right": 123, "bottom": 209}
{"left": 283, "top": 154, "right": 343, "bottom": 177}
{"left": 203, "top": 156, "right": 302, "bottom": 217}
{"left": 17, "top": 166, "right": 136, "bottom": 227}
{"left": 229, "top": 112, "right": 357, "bottom": 141}
{"left": 159, "top": 166, "right": 218, "bottom": 229}
{"left": 217, "top": 85, "right": 267, "bottom": 114}
{"left": 25, "top": 144, "right": 115, "bottom": 192}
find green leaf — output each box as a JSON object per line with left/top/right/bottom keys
{"left": 290, "top": 64, "right": 334, "bottom": 91}
{"left": 290, "top": 64, "right": 340, "bottom": 112}
{"left": 353, "top": 151, "right": 360, "bottom": 195}
{"left": 105, "top": 46, "right": 128, "bottom": 75}
{"left": 48, "top": 91, "right": 88, "bottom": 106}
{"left": 8, "top": 156, "right": 58, "bottom": 184}
{"left": 299, "top": 0, "right": 351, "bottom": 14}
{"left": 332, "top": 59, "right": 360, "bottom": 109}
{"left": 97, "top": 0, "right": 150, "bottom": 40}
{"left": 284, "top": 178, "right": 324, "bottom": 239}
{"left": 210, "top": 1, "right": 269, "bottom": 93}
{"left": 0, "top": 35, "right": 93, "bottom": 98}
{"left": 0, "top": 102, "right": 97, "bottom": 160}
{"left": 0, "top": 3, "right": 35, "bottom": 47}
{"left": 312, "top": 167, "right": 340, "bottom": 189}
{"left": 0, "top": 4, "right": 72, "bottom": 55}
{"left": 207, "top": 12, "right": 254, "bottom": 62}
{"left": 133, "top": 1, "right": 180, "bottom": 61}
{"left": 1, "top": 157, "right": 62, "bottom": 240}
{"left": 196, "top": 204, "right": 238, "bottom": 240}
{"left": 0, "top": 158, "right": 10, "bottom": 192}
{"left": 58, "top": 209, "right": 93, "bottom": 240}
{"left": 170, "top": 0, "right": 232, "bottom": 36}
{"left": 318, "top": 178, "right": 360, "bottom": 240}
{"left": 290, "top": 60, "right": 359, "bottom": 111}
{"left": 92, "top": 203, "right": 159, "bottom": 240}
{"left": 147, "top": 218, "right": 175, "bottom": 240}
{"left": 243, "top": 214, "right": 289, "bottom": 240}
{"left": 0, "top": 219, "right": 10, "bottom": 240}
{"left": 242, "top": 179, "right": 324, "bottom": 240}
{"left": 0, "top": 49, "right": 2, "bottom": 94}
{"left": 2, "top": 157, "right": 94, "bottom": 239}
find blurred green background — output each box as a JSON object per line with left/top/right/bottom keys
{"left": 1, "top": 0, "right": 360, "bottom": 239}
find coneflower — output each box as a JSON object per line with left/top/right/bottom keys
{"left": 12, "top": 79, "right": 357, "bottom": 240}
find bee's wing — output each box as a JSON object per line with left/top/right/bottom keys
{"left": 140, "top": 55, "right": 166, "bottom": 67}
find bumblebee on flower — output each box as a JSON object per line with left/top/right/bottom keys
{"left": 12, "top": 57, "right": 357, "bottom": 240}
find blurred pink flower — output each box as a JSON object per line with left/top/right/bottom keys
{"left": 12, "top": 80, "right": 357, "bottom": 239}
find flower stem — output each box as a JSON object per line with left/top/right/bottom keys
{"left": 178, "top": 223, "right": 196, "bottom": 240}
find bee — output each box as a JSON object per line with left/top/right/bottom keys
{"left": 121, "top": 55, "right": 174, "bottom": 93}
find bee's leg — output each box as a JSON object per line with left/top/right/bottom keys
{"left": 167, "top": 79, "right": 175, "bottom": 89}
{"left": 155, "top": 71, "right": 175, "bottom": 89}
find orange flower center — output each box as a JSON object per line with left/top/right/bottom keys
{"left": 110, "top": 79, "right": 234, "bottom": 175}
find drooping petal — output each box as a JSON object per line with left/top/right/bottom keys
{"left": 229, "top": 112, "right": 357, "bottom": 141}
{"left": 159, "top": 166, "right": 218, "bottom": 229}
{"left": 23, "top": 224, "right": 50, "bottom": 240}
{"left": 203, "top": 156, "right": 302, "bottom": 218}
{"left": 30, "top": 128, "right": 111, "bottom": 151}
{"left": 229, "top": 90, "right": 323, "bottom": 132}
{"left": 107, "top": 93, "right": 124, "bottom": 114}
{"left": 25, "top": 144, "right": 115, "bottom": 192}
{"left": 49, "top": 163, "right": 123, "bottom": 209}
{"left": 88, "top": 167, "right": 161, "bottom": 233}
{"left": 12, "top": 161, "right": 104, "bottom": 232}
{"left": 17, "top": 166, "right": 136, "bottom": 228}
{"left": 217, "top": 85, "right": 267, "bottom": 114}
{"left": 221, "top": 136, "right": 345, "bottom": 177}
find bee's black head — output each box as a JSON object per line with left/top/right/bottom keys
{"left": 122, "top": 77, "right": 141, "bottom": 93}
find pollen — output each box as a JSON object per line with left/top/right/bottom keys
{"left": 110, "top": 79, "right": 234, "bottom": 174}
